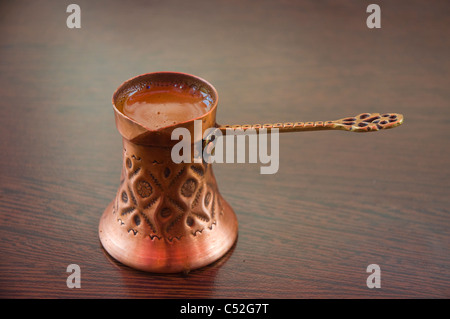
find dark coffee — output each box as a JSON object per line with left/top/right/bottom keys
{"left": 123, "top": 83, "right": 210, "bottom": 130}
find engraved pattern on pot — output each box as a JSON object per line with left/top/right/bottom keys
{"left": 113, "top": 149, "right": 221, "bottom": 242}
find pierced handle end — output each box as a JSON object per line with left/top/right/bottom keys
{"left": 334, "top": 113, "right": 404, "bottom": 132}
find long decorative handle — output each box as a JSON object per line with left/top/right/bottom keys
{"left": 217, "top": 113, "right": 404, "bottom": 134}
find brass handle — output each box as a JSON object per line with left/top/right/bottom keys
{"left": 218, "top": 113, "right": 404, "bottom": 134}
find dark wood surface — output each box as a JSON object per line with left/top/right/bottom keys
{"left": 1, "top": 0, "right": 449, "bottom": 298}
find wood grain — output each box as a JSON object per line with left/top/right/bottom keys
{"left": 0, "top": 0, "right": 449, "bottom": 298}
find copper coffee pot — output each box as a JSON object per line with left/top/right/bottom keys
{"left": 99, "top": 72, "right": 403, "bottom": 273}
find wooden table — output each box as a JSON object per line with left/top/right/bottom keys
{"left": 1, "top": 0, "right": 449, "bottom": 298}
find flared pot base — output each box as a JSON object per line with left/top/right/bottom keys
{"left": 99, "top": 199, "right": 238, "bottom": 273}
